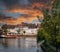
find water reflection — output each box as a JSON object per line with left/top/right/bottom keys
{"left": 0, "top": 37, "right": 43, "bottom": 52}
{"left": 0, "top": 38, "right": 37, "bottom": 52}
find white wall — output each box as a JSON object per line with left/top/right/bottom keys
{"left": 7, "top": 28, "right": 38, "bottom": 35}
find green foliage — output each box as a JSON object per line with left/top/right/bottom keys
{"left": 37, "top": 0, "right": 60, "bottom": 51}
{"left": 56, "top": 35, "right": 60, "bottom": 42}
{"left": 17, "top": 29, "right": 20, "bottom": 34}
{"left": 3, "top": 29, "right": 8, "bottom": 34}
{"left": 37, "top": 28, "right": 51, "bottom": 43}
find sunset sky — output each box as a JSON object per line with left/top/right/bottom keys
{"left": 0, "top": 0, "right": 53, "bottom": 25}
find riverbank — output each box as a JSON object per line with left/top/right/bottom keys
{"left": 0, "top": 35, "right": 37, "bottom": 39}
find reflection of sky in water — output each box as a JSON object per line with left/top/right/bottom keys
{"left": 0, "top": 38, "right": 43, "bottom": 52}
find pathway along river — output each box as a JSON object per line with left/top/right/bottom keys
{"left": 0, "top": 37, "right": 43, "bottom": 52}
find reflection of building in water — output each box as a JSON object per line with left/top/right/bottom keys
{"left": 2, "top": 39, "right": 8, "bottom": 47}
{"left": 0, "top": 38, "right": 37, "bottom": 48}
{"left": 19, "top": 38, "right": 26, "bottom": 48}
{"left": 25, "top": 38, "right": 37, "bottom": 47}
{"left": 19, "top": 38, "right": 37, "bottom": 48}
{"left": 2, "top": 39, "right": 18, "bottom": 47}
{"left": 0, "top": 37, "right": 38, "bottom": 52}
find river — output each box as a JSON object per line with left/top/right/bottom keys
{"left": 0, "top": 37, "right": 43, "bottom": 52}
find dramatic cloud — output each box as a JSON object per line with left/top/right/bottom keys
{"left": 0, "top": 0, "right": 53, "bottom": 25}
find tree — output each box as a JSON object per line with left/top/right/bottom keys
{"left": 37, "top": 28, "right": 51, "bottom": 43}
{"left": 17, "top": 29, "right": 20, "bottom": 35}
{"left": 2, "top": 24, "right": 7, "bottom": 29}
{"left": 37, "top": 0, "right": 60, "bottom": 52}
{"left": 3, "top": 29, "right": 8, "bottom": 35}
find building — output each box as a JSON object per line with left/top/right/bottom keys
{"left": 7, "top": 27, "right": 38, "bottom": 35}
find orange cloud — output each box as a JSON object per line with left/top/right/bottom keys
{"left": 0, "top": 3, "right": 46, "bottom": 25}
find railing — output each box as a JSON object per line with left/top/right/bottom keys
{"left": 37, "top": 40, "right": 60, "bottom": 52}
{"left": 47, "top": 43, "right": 60, "bottom": 52}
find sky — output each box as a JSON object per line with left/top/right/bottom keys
{"left": 0, "top": 0, "right": 53, "bottom": 25}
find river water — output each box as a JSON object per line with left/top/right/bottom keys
{"left": 0, "top": 37, "right": 43, "bottom": 52}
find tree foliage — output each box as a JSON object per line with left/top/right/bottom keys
{"left": 3, "top": 29, "right": 8, "bottom": 35}
{"left": 37, "top": 0, "right": 60, "bottom": 48}
{"left": 17, "top": 29, "right": 20, "bottom": 35}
